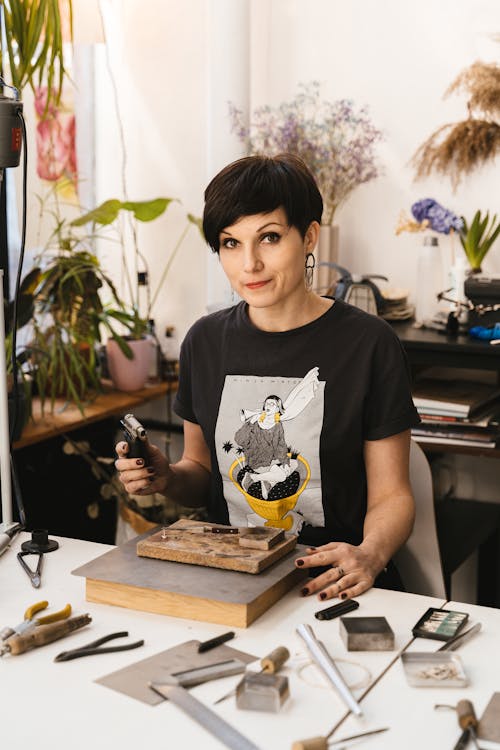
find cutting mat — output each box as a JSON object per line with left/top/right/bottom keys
{"left": 136, "top": 520, "right": 296, "bottom": 574}
{"left": 72, "top": 530, "right": 308, "bottom": 627}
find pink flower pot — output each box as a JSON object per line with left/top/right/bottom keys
{"left": 106, "top": 337, "right": 153, "bottom": 392}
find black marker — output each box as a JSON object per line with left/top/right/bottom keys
{"left": 315, "top": 599, "right": 360, "bottom": 621}
{"left": 197, "top": 631, "right": 235, "bottom": 653}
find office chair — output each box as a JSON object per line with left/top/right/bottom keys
{"left": 394, "top": 439, "right": 447, "bottom": 599}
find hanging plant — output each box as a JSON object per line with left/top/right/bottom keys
{"left": 0, "top": 0, "right": 72, "bottom": 109}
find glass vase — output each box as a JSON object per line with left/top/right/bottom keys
{"left": 314, "top": 224, "right": 339, "bottom": 294}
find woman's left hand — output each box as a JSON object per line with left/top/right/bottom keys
{"left": 295, "top": 542, "right": 383, "bottom": 601}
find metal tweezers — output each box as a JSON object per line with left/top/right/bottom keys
{"left": 54, "top": 631, "right": 144, "bottom": 662}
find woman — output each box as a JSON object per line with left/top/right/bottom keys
{"left": 115, "top": 153, "right": 420, "bottom": 601}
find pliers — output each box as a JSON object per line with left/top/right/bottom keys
{"left": 54, "top": 631, "right": 144, "bottom": 662}
{"left": 0, "top": 600, "right": 72, "bottom": 641}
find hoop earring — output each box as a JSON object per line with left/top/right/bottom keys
{"left": 305, "top": 253, "right": 315, "bottom": 292}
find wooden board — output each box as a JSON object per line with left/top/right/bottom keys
{"left": 72, "top": 530, "right": 308, "bottom": 627}
{"left": 136, "top": 520, "right": 296, "bottom": 574}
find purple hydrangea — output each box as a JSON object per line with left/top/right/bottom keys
{"left": 411, "top": 199, "right": 464, "bottom": 234}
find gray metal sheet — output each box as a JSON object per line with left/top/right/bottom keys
{"left": 95, "top": 638, "right": 257, "bottom": 705}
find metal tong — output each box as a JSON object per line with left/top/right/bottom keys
{"left": 17, "top": 551, "right": 43, "bottom": 588}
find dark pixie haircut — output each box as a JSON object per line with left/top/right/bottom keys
{"left": 203, "top": 153, "right": 323, "bottom": 253}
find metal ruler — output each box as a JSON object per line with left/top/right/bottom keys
{"left": 150, "top": 680, "right": 261, "bottom": 750}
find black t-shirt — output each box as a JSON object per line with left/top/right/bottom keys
{"left": 174, "top": 299, "right": 420, "bottom": 547}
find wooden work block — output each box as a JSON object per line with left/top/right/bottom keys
{"left": 72, "top": 530, "right": 308, "bottom": 628}
{"left": 339, "top": 616, "right": 395, "bottom": 651}
{"left": 136, "top": 520, "right": 293, "bottom": 574}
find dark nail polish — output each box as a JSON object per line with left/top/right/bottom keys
{"left": 300, "top": 587, "right": 309, "bottom": 597}
{"left": 148, "top": 476, "right": 155, "bottom": 482}
{"left": 296, "top": 559, "right": 304, "bottom": 567}
{"left": 340, "top": 593, "right": 347, "bottom": 600}
{"left": 136, "top": 459, "right": 144, "bottom": 466}
{"left": 147, "top": 467, "right": 155, "bottom": 474}
{"left": 319, "top": 592, "right": 327, "bottom": 601}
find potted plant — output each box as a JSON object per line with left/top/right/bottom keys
{"left": 72, "top": 197, "right": 201, "bottom": 391}
{"left": 459, "top": 211, "right": 500, "bottom": 273}
{"left": 4, "top": 267, "right": 42, "bottom": 438}
{"left": 0, "top": 0, "right": 71, "bottom": 110}
{"left": 229, "top": 81, "right": 384, "bottom": 290}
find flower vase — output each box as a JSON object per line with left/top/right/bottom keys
{"left": 106, "top": 337, "right": 153, "bottom": 392}
{"left": 415, "top": 236, "right": 443, "bottom": 323}
{"left": 314, "top": 224, "right": 339, "bottom": 294}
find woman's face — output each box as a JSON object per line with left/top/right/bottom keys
{"left": 218, "top": 208, "right": 318, "bottom": 320}
{"left": 264, "top": 398, "right": 279, "bottom": 415}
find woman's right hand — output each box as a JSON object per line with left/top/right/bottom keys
{"left": 114, "top": 440, "right": 173, "bottom": 496}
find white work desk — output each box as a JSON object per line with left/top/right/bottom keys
{"left": 338, "top": 598, "right": 500, "bottom": 748}
{"left": 0, "top": 534, "right": 495, "bottom": 750}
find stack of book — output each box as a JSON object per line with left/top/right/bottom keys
{"left": 411, "top": 378, "right": 500, "bottom": 448}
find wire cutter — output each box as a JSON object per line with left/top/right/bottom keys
{"left": 0, "top": 600, "right": 72, "bottom": 642}
{"left": 54, "top": 631, "right": 144, "bottom": 661}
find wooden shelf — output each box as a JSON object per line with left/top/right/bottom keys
{"left": 13, "top": 380, "right": 176, "bottom": 450}
{"left": 413, "top": 437, "right": 500, "bottom": 459}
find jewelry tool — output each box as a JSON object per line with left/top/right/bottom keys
{"left": 214, "top": 645, "right": 289, "bottom": 705}
{"left": 198, "top": 631, "right": 235, "bottom": 653}
{"left": 437, "top": 622, "right": 481, "bottom": 652}
{"left": 235, "top": 671, "right": 289, "bottom": 713}
{"left": 170, "top": 659, "right": 248, "bottom": 688}
{"left": 434, "top": 700, "right": 480, "bottom": 750}
{"left": 315, "top": 599, "right": 359, "bottom": 621}
{"left": 16, "top": 529, "right": 59, "bottom": 588}
{"left": 0, "top": 614, "right": 92, "bottom": 656}
{"left": 0, "top": 600, "right": 72, "bottom": 641}
{"left": 296, "top": 623, "right": 362, "bottom": 716}
{"left": 292, "top": 727, "right": 389, "bottom": 750}
{"left": 0, "top": 522, "right": 22, "bottom": 557}
{"left": 120, "top": 413, "right": 149, "bottom": 463}
{"left": 150, "top": 678, "right": 261, "bottom": 750}
{"left": 54, "top": 631, "right": 144, "bottom": 661}
{"left": 17, "top": 550, "right": 43, "bottom": 587}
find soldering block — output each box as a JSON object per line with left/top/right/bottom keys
{"left": 339, "top": 616, "right": 395, "bottom": 651}
{"left": 235, "top": 672, "right": 289, "bottom": 712}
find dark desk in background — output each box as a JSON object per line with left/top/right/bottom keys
{"left": 11, "top": 381, "right": 175, "bottom": 544}
{"left": 392, "top": 320, "right": 500, "bottom": 373}
{"left": 392, "top": 320, "right": 500, "bottom": 606}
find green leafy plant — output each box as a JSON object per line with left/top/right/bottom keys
{"left": 459, "top": 211, "right": 500, "bottom": 272}
{"left": 0, "top": 0, "right": 72, "bottom": 109}
{"left": 73, "top": 198, "right": 202, "bottom": 335}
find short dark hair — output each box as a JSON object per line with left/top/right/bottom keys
{"left": 203, "top": 153, "right": 323, "bottom": 253}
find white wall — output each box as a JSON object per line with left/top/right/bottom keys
{"left": 92, "top": 0, "right": 500, "bottom": 343}
{"left": 250, "top": 0, "right": 500, "bottom": 290}
{"left": 94, "top": 0, "right": 209, "bottom": 345}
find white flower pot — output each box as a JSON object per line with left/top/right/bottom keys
{"left": 106, "top": 337, "right": 153, "bottom": 392}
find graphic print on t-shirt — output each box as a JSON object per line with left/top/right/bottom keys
{"left": 214, "top": 367, "right": 325, "bottom": 533}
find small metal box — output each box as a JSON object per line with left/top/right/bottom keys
{"left": 339, "top": 616, "right": 395, "bottom": 651}
{"left": 235, "top": 672, "right": 289, "bottom": 712}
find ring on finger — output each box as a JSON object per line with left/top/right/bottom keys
{"left": 336, "top": 565, "right": 345, "bottom": 578}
